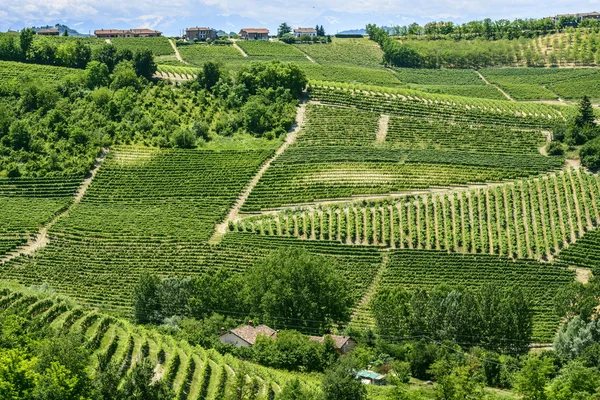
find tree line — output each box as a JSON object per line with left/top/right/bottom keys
{"left": 387, "top": 16, "right": 600, "bottom": 40}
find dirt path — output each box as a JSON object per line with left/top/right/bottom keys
{"left": 475, "top": 70, "right": 514, "bottom": 101}
{"left": 376, "top": 114, "right": 389, "bottom": 143}
{"left": 569, "top": 266, "right": 593, "bottom": 284}
{"left": 231, "top": 41, "right": 248, "bottom": 57}
{"left": 1, "top": 149, "right": 109, "bottom": 264}
{"left": 209, "top": 100, "right": 307, "bottom": 243}
{"left": 305, "top": 55, "right": 316, "bottom": 63}
{"left": 350, "top": 254, "right": 389, "bottom": 326}
{"left": 168, "top": 39, "right": 187, "bottom": 64}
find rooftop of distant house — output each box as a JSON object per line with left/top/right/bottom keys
{"left": 240, "top": 28, "right": 269, "bottom": 33}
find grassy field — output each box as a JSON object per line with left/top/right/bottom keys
{"left": 295, "top": 38, "right": 385, "bottom": 68}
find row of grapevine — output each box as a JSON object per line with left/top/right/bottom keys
{"left": 235, "top": 169, "right": 600, "bottom": 261}
{"left": 242, "top": 103, "right": 562, "bottom": 211}
{"left": 0, "top": 232, "right": 382, "bottom": 314}
{"left": 0, "top": 284, "right": 319, "bottom": 399}
{"left": 309, "top": 82, "right": 567, "bottom": 128}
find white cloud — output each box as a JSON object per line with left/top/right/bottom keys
{"left": 324, "top": 16, "right": 341, "bottom": 25}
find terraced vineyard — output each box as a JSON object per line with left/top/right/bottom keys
{"left": 0, "top": 284, "right": 318, "bottom": 398}
{"left": 0, "top": 60, "right": 78, "bottom": 82}
{"left": 371, "top": 250, "right": 574, "bottom": 341}
{"left": 177, "top": 42, "right": 245, "bottom": 67}
{"left": 242, "top": 101, "right": 563, "bottom": 211}
{"left": 236, "top": 40, "right": 307, "bottom": 59}
{"left": 557, "top": 229, "right": 600, "bottom": 275}
{"left": 0, "top": 175, "right": 83, "bottom": 257}
{"left": 309, "top": 82, "right": 571, "bottom": 127}
{"left": 300, "top": 64, "right": 402, "bottom": 87}
{"left": 394, "top": 68, "right": 506, "bottom": 100}
{"left": 294, "top": 38, "right": 385, "bottom": 68}
{"left": 480, "top": 68, "right": 600, "bottom": 100}
{"left": 0, "top": 232, "right": 382, "bottom": 313}
{"left": 110, "top": 37, "right": 174, "bottom": 56}
{"left": 156, "top": 64, "right": 200, "bottom": 80}
{"left": 236, "top": 169, "right": 600, "bottom": 261}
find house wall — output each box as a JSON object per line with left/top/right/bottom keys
{"left": 186, "top": 30, "right": 216, "bottom": 41}
{"left": 219, "top": 333, "right": 251, "bottom": 347}
{"left": 294, "top": 32, "right": 316, "bottom": 38}
{"left": 341, "top": 339, "right": 356, "bottom": 354}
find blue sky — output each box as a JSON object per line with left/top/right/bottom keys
{"left": 0, "top": 1, "right": 597, "bottom": 36}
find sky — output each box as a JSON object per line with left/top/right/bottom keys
{"left": 0, "top": 0, "right": 598, "bottom": 36}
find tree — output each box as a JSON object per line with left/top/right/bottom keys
{"left": 132, "top": 272, "right": 162, "bottom": 324}
{"left": 513, "top": 355, "right": 555, "bottom": 400}
{"left": 370, "top": 286, "right": 411, "bottom": 338}
{"left": 281, "top": 33, "right": 296, "bottom": 44}
{"left": 19, "top": 28, "right": 35, "bottom": 59}
{"left": 196, "top": 60, "right": 224, "bottom": 91}
{"left": 321, "top": 356, "right": 367, "bottom": 400}
{"left": 171, "top": 128, "right": 196, "bottom": 149}
{"left": 110, "top": 60, "right": 139, "bottom": 90}
{"left": 63, "top": 29, "right": 69, "bottom": 37}
{"left": 132, "top": 49, "right": 156, "bottom": 80}
{"left": 236, "top": 61, "right": 307, "bottom": 97}
{"left": 278, "top": 23, "right": 292, "bottom": 38}
{"left": 243, "top": 248, "right": 353, "bottom": 332}
{"left": 546, "top": 362, "right": 600, "bottom": 400}
{"left": 554, "top": 317, "right": 600, "bottom": 360}
{"left": 300, "top": 34, "right": 311, "bottom": 43}
{"left": 581, "top": 137, "right": 600, "bottom": 169}
{"left": 92, "top": 44, "right": 118, "bottom": 72}
{"left": 576, "top": 96, "right": 595, "bottom": 128}
{"left": 84, "top": 61, "right": 110, "bottom": 89}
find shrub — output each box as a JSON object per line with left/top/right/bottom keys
{"left": 580, "top": 137, "right": 600, "bottom": 169}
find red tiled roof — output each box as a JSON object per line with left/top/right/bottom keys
{"left": 240, "top": 28, "right": 269, "bottom": 34}
{"left": 227, "top": 324, "right": 277, "bottom": 345}
{"left": 38, "top": 28, "right": 59, "bottom": 34}
{"left": 94, "top": 29, "right": 129, "bottom": 35}
{"left": 130, "top": 28, "right": 162, "bottom": 34}
{"left": 186, "top": 27, "right": 213, "bottom": 31}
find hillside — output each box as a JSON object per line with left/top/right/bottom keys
{"left": 1, "top": 27, "right": 600, "bottom": 400}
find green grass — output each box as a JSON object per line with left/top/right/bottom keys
{"left": 177, "top": 42, "right": 243, "bottom": 66}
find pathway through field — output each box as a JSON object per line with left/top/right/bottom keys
{"left": 475, "top": 70, "right": 514, "bottom": 101}
{"left": 231, "top": 40, "right": 249, "bottom": 57}
{"left": 209, "top": 99, "right": 308, "bottom": 243}
{"left": 0, "top": 149, "right": 109, "bottom": 264}
{"left": 376, "top": 114, "right": 389, "bottom": 143}
{"left": 169, "top": 39, "right": 187, "bottom": 63}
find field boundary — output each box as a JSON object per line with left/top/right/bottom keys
{"left": 231, "top": 40, "right": 249, "bottom": 57}
{"left": 169, "top": 39, "right": 187, "bottom": 64}
{"left": 209, "top": 98, "right": 308, "bottom": 243}
{"left": 475, "top": 70, "right": 514, "bottom": 101}
{"left": 0, "top": 149, "right": 109, "bottom": 264}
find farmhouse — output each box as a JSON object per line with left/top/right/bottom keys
{"left": 37, "top": 28, "right": 60, "bottom": 36}
{"left": 185, "top": 27, "right": 217, "bottom": 41}
{"left": 239, "top": 28, "right": 269, "bottom": 40}
{"left": 552, "top": 11, "right": 600, "bottom": 23}
{"left": 294, "top": 27, "right": 317, "bottom": 38}
{"left": 219, "top": 323, "right": 277, "bottom": 347}
{"left": 309, "top": 335, "right": 356, "bottom": 354}
{"left": 94, "top": 29, "right": 162, "bottom": 38}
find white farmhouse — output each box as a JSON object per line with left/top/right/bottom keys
{"left": 294, "top": 27, "right": 317, "bottom": 38}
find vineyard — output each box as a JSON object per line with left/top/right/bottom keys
{"left": 242, "top": 101, "right": 563, "bottom": 211}
{"left": 177, "top": 42, "right": 244, "bottom": 67}
{"left": 393, "top": 68, "right": 506, "bottom": 100}
{"left": 0, "top": 60, "right": 78, "bottom": 84}
{"left": 0, "top": 283, "right": 318, "bottom": 398}
{"left": 110, "top": 37, "right": 175, "bottom": 56}
{"left": 300, "top": 64, "right": 402, "bottom": 87}
{"left": 235, "top": 169, "right": 600, "bottom": 262}
{"left": 480, "top": 68, "right": 600, "bottom": 100}
{"left": 0, "top": 175, "right": 83, "bottom": 256}
{"left": 236, "top": 40, "right": 307, "bottom": 59}
{"left": 294, "top": 38, "right": 385, "bottom": 68}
